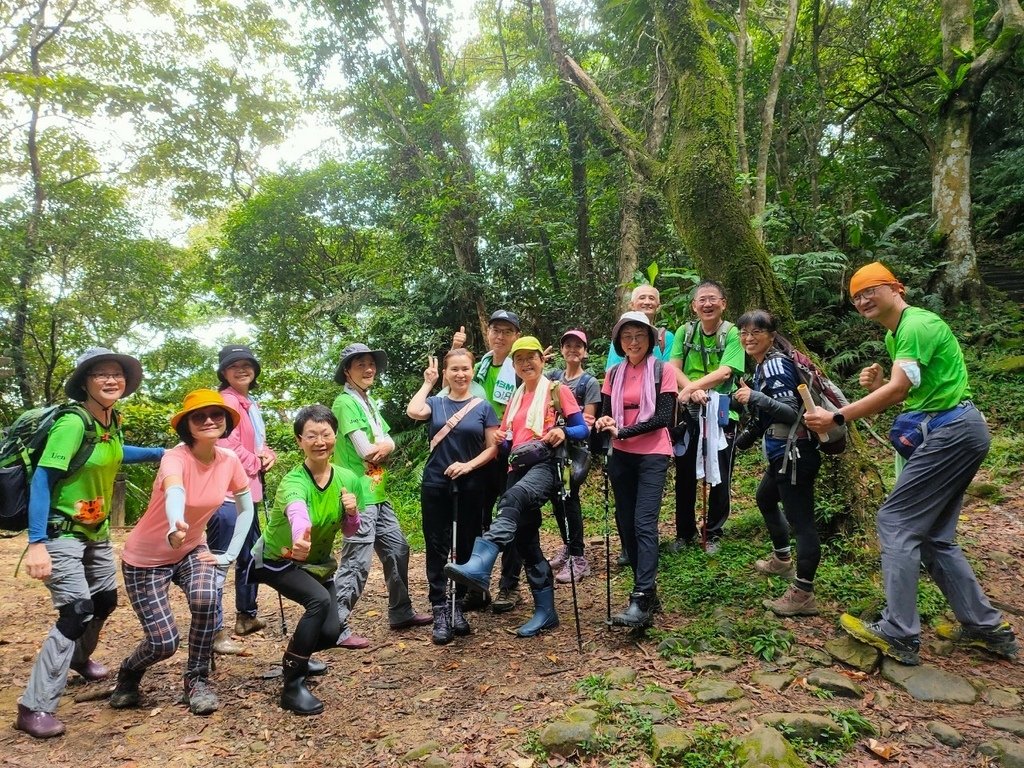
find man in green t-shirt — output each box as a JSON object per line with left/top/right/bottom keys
{"left": 330, "top": 343, "right": 431, "bottom": 650}
{"left": 805, "top": 262, "right": 1018, "bottom": 666}
{"left": 668, "top": 280, "right": 745, "bottom": 555}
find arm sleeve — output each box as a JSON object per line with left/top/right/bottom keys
{"left": 164, "top": 484, "right": 186, "bottom": 535}
{"left": 600, "top": 393, "right": 611, "bottom": 419}
{"left": 616, "top": 391, "right": 676, "bottom": 439}
{"left": 28, "top": 466, "right": 59, "bottom": 543}
{"left": 285, "top": 500, "right": 312, "bottom": 542}
{"left": 562, "top": 411, "right": 588, "bottom": 441}
{"left": 349, "top": 429, "right": 375, "bottom": 459}
{"left": 214, "top": 489, "right": 254, "bottom": 566}
{"left": 122, "top": 445, "right": 165, "bottom": 464}
{"left": 747, "top": 390, "right": 801, "bottom": 424}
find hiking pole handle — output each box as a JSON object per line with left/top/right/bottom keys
{"left": 797, "top": 384, "right": 829, "bottom": 444}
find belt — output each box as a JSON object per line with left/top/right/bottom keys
{"left": 46, "top": 515, "right": 89, "bottom": 541}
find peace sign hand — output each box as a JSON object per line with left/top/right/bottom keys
{"left": 423, "top": 356, "right": 439, "bottom": 386}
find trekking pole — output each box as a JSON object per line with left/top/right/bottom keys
{"left": 259, "top": 470, "right": 288, "bottom": 637}
{"left": 557, "top": 456, "right": 583, "bottom": 653}
{"left": 449, "top": 479, "right": 459, "bottom": 628}
{"left": 602, "top": 431, "right": 613, "bottom": 627}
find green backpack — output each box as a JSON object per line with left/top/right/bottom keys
{"left": 0, "top": 404, "right": 107, "bottom": 532}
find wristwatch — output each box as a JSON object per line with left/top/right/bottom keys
{"left": 832, "top": 412, "right": 846, "bottom": 426}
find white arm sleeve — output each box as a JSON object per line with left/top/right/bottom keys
{"left": 164, "top": 485, "right": 186, "bottom": 536}
{"left": 214, "top": 489, "right": 254, "bottom": 567}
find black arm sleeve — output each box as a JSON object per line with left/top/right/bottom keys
{"left": 616, "top": 391, "right": 676, "bottom": 440}
{"left": 747, "top": 389, "right": 801, "bottom": 425}
{"left": 600, "top": 394, "right": 612, "bottom": 419}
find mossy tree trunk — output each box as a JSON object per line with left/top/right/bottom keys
{"left": 540, "top": 0, "right": 883, "bottom": 530}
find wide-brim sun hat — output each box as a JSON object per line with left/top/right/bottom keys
{"left": 334, "top": 343, "right": 388, "bottom": 384}
{"left": 510, "top": 336, "right": 545, "bottom": 357}
{"left": 170, "top": 388, "right": 241, "bottom": 431}
{"left": 611, "top": 311, "right": 658, "bottom": 357}
{"left": 65, "top": 347, "right": 143, "bottom": 402}
{"left": 560, "top": 329, "right": 588, "bottom": 348}
{"left": 217, "top": 345, "right": 262, "bottom": 380}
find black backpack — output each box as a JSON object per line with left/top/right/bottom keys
{"left": 0, "top": 404, "right": 110, "bottom": 532}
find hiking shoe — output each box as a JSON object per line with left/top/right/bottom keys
{"left": 547, "top": 544, "right": 569, "bottom": 571}
{"left": 754, "top": 554, "right": 796, "bottom": 579}
{"left": 492, "top": 586, "right": 521, "bottom": 614}
{"left": 212, "top": 629, "right": 242, "bottom": 655}
{"left": 764, "top": 585, "right": 819, "bottom": 617}
{"left": 839, "top": 613, "right": 920, "bottom": 665}
{"left": 935, "top": 621, "right": 1020, "bottom": 659}
{"left": 459, "top": 589, "right": 491, "bottom": 612}
{"left": 615, "top": 552, "right": 630, "bottom": 568}
{"left": 555, "top": 556, "right": 591, "bottom": 584}
{"left": 182, "top": 675, "right": 219, "bottom": 715}
{"left": 665, "top": 537, "right": 696, "bottom": 554}
{"left": 336, "top": 634, "right": 370, "bottom": 650}
{"left": 390, "top": 612, "right": 432, "bottom": 630}
{"left": 704, "top": 538, "right": 721, "bottom": 556}
{"left": 234, "top": 614, "right": 266, "bottom": 636}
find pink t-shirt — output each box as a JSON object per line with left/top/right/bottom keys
{"left": 122, "top": 445, "right": 248, "bottom": 568}
{"left": 501, "top": 384, "right": 581, "bottom": 450}
{"left": 602, "top": 360, "right": 678, "bottom": 456}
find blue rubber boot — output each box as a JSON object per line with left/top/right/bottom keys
{"left": 444, "top": 537, "right": 499, "bottom": 594}
{"left": 516, "top": 587, "right": 560, "bottom": 637}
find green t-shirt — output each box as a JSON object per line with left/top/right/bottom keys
{"left": 331, "top": 390, "right": 390, "bottom": 504}
{"left": 36, "top": 412, "right": 123, "bottom": 541}
{"left": 886, "top": 306, "right": 971, "bottom": 412}
{"left": 262, "top": 462, "right": 367, "bottom": 565}
{"left": 481, "top": 364, "right": 505, "bottom": 417}
{"left": 670, "top": 322, "right": 745, "bottom": 419}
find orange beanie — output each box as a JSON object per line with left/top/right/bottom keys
{"left": 850, "top": 262, "right": 901, "bottom": 296}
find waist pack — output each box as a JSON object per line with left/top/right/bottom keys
{"left": 508, "top": 440, "right": 552, "bottom": 471}
{"left": 889, "top": 402, "right": 973, "bottom": 460}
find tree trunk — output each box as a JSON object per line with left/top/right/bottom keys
{"left": 753, "top": 0, "right": 800, "bottom": 241}
{"left": 735, "top": 0, "right": 752, "bottom": 215}
{"left": 931, "top": 0, "right": 1024, "bottom": 305}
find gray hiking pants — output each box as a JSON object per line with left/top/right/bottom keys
{"left": 21, "top": 537, "right": 117, "bottom": 714}
{"left": 877, "top": 406, "right": 1003, "bottom": 640}
{"left": 333, "top": 500, "right": 417, "bottom": 641}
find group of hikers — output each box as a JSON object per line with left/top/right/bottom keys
{"left": 14, "top": 262, "right": 1018, "bottom": 738}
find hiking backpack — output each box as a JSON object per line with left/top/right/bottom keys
{"left": 679, "top": 321, "right": 736, "bottom": 382}
{"left": 0, "top": 404, "right": 108, "bottom": 531}
{"left": 771, "top": 335, "right": 850, "bottom": 455}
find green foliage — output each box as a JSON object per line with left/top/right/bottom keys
{"left": 668, "top": 725, "right": 740, "bottom": 768}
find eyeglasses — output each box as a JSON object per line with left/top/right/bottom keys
{"left": 89, "top": 372, "right": 125, "bottom": 382}
{"left": 300, "top": 432, "right": 334, "bottom": 443}
{"left": 851, "top": 285, "right": 883, "bottom": 305}
{"left": 488, "top": 327, "right": 518, "bottom": 337}
{"left": 189, "top": 409, "right": 226, "bottom": 425}
{"left": 694, "top": 296, "right": 723, "bottom": 306}
{"left": 739, "top": 329, "right": 769, "bottom": 338}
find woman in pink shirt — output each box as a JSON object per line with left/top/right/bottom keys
{"left": 110, "top": 390, "right": 250, "bottom": 716}
{"left": 595, "top": 311, "right": 678, "bottom": 629}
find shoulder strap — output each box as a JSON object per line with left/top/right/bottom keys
{"left": 60, "top": 404, "right": 102, "bottom": 477}
{"left": 717, "top": 321, "right": 734, "bottom": 352}
{"left": 549, "top": 381, "right": 565, "bottom": 424}
{"left": 429, "top": 398, "right": 483, "bottom": 453}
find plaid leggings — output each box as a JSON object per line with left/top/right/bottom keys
{"left": 121, "top": 546, "right": 217, "bottom": 677}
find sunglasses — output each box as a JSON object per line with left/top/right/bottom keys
{"left": 189, "top": 409, "right": 227, "bottom": 425}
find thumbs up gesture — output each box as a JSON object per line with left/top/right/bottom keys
{"left": 168, "top": 519, "right": 188, "bottom": 549}
{"left": 451, "top": 325, "right": 467, "bottom": 350}
{"left": 283, "top": 528, "right": 312, "bottom": 562}
{"left": 733, "top": 378, "right": 752, "bottom": 406}
{"left": 341, "top": 488, "right": 358, "bottom": 517}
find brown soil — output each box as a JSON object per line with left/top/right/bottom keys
{"left": 0, "top": 479, "right": 1021, "bottom": 768}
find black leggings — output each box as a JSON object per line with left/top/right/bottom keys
{"left": 259, "top": 565, "right": 339, "bottom": 657}
{"left": 421, "top": 480, "right": 485, "bottom": 605}
{"left": 755, "top": 444, "right": 821, "bottom": 584}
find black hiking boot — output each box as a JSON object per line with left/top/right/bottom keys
{"left": 612, "top": 591, "right": 656, "bottom": 629}
{"left": 431, "top": 604, "right": 453, "bottom": 645}
{"left": 109, "top": 663, "right": 144, "bottom": 709}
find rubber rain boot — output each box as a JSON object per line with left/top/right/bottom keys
{"left": 444, "top": 537, "right": 499, "bottom": 594}
{"left": 515, "top": 588, "right": 559, "bottom": 638}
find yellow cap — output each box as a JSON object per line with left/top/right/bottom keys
{"left": 170, "top": 388, "right": 241, "bottom": 430}
{"left": 510, "top": 336, "right": 544, "bottom": 356}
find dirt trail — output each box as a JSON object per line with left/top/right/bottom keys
{"left": 0, "top": 482, "right": 1021, "bottom": 768}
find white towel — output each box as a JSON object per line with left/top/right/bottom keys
{"left": 695, "top": 391, "right": 727, "bottom": 486}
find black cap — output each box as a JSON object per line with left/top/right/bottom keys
{"left": 488, "top": 309, "right": 520, "bottom": 330}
